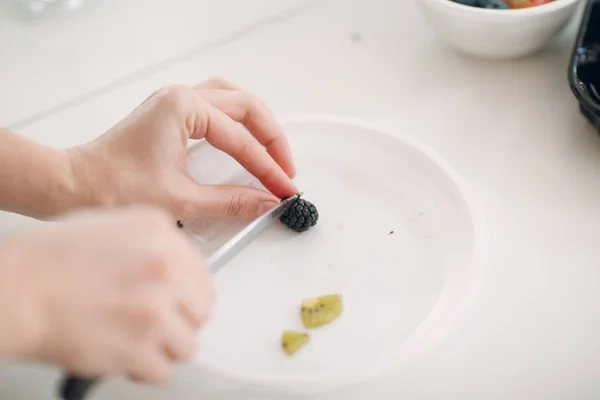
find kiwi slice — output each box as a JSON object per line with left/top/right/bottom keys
{"left": 300, "top": 294, "right": 343, "bottom": 328}
{"left": 281, "top": 330, "right": 310, "bottom": 356}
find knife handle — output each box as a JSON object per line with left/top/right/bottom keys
{"left": 59, "top": 375, "right": 98, "bottom": 400}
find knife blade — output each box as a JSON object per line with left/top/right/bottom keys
{"left": 58, "top": 193, "right": 301, "bottom": 400}
{"left": 205, "top": 193, "right": 301, "bottom": 272}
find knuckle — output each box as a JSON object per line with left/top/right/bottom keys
{"left": 232, "top": 141, "right": 250, "bottom": 159}
{"left": 241, "top": 92, "right": 263, "bottom": 115}
{"left": 169, "top": 344, "right": 191, "bottom": 363}
{"left": 145, "top": 253, "right": 172, "bottom": 282}
{"left": 151, "top": 363, "right": 172, "bottom": 385}
{"left": 185, "top": 300, "right": 208, "bottom": 329}
{"left": 259, "top": 166, "right": 277, "bottom": 183}
{"left": 201, "top": 279, "right": 216, "bottom": 311}
{"left": 245, "top": 92, "right": 264, "bottom": 108}
{"left": 126, "top": 353, "right": 171, "bottom": 385}
{"left": 206, "top": 76, "right": 231, "bottom": 88}
{"left": 132, "top": 297, "right": 163, "bottom": 328}
{"left": 198, "top": 282, "right": 216, "bottom": 325}
{"left": 156, "top": 85, "right": 195, "bottom": 112}
{"left": 225, "top": 192, "right": 248, "bottom": 217}
{"left": 116, "top": 340, "right": 149, "bottom": 376}
{"left": 117, "top": 342, "right": 142, "bottom": 371}
{"left": 178, "top": 334, "right": 196, "bottom": 360}
{"left": 196, "top": 303, "right": 212, "bottom": 328}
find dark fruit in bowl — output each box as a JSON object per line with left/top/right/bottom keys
{"left": 452, "top": 0, "right": 556, "bottom": 8}
{"left": 452, "top": 0, "right": 479, "bottom": 5}
{"left": 482, "top": 0, "right": 510, "bottom": 8}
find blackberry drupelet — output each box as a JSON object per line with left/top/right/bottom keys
{"left": 280, "top": 198, "right": 319, "bottom": 232}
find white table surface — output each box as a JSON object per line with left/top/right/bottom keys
{"left": 2, "top": 0, "right": 600, "bottom": 399}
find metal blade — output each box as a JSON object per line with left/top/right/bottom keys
{"left": 206, "top": 193, "right": 301, "bottom": 272}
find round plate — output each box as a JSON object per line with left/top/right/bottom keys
{"left": 184, "top": 115, "right": 487, "bottom": 393}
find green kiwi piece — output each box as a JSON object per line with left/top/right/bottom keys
{"left": 300, "top": 294, "right": 343, "bottom": 328}
{"left": 281, "top": 330, "right": 309, "bottom": 356}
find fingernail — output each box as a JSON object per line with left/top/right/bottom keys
{"left": 258, "top": 201, "right": 279, "bottom": 216}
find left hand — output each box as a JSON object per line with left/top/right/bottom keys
{"left": 68, "top": 77, "right": 298, "bottom": 221}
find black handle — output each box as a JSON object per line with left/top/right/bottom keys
{"left": 59, "top": 376, "right": 98, "bottom": 400}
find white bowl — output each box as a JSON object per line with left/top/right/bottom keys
{"left": 415, "top": 0, "right": 583, "bottom": 59}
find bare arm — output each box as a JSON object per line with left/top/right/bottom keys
{"left": 0, "top": 129, "right": 90, "bottom": 219}
{"left": 0, "top": 77, "right": 297, "bottom": 222}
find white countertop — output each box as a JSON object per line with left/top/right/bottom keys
{"left": 1, "top": 0, "right": 600, "bottom": 398}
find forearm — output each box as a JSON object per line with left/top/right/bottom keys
{"left": 0, "top": 129, "right": 90, "bottom": 219}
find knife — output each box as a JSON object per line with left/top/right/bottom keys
{"left": 58, "top": 193, "right": 302, "bottom": 400}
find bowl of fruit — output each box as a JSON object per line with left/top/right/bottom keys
{"left": 415, "top": 0, "right": 583, "bottom": 59}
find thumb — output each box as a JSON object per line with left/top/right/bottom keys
{"left": 186, "top": 183, "right": 281, "bottom": 219}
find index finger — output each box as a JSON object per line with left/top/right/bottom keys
{"left": 191, "top": 98, "right": 298, "bottom": 199}
{"left": 197, "top": 89, "right": 296, "bottom": 179}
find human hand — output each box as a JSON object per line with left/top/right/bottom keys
{"left": 0, "top": 206, "right": 213, "bottom": 384}
{"left": 68, "top": 77, "right": 298, "bottom": 222}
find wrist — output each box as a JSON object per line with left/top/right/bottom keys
{"left": 43, "top": 147, "right": 96, "bottom": 218}
{"left": 0, "top": 238, "right": 45, "bottom": 359}
{"left": 67, "top": 144, "right": 119, "bottom": 211}
{"left": 0, "top": 130, "right": 95, "bottom": 219}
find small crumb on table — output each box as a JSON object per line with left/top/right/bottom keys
{"left": 350, "top": 32, "right": 362, "bottom": 42}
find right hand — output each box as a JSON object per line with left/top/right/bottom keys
{"left": 0, "top": 206, "right": 213, "bottom": 384}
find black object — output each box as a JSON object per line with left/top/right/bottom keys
{"left": 451, "top": 0, "right": 509, "bottom": 8}
{"left": 569, "top": 0, "right": 600, "bottom": 132}
{"left": 480, "top": 0, "right": 510, "bottom": 9}
{"left": 280, "top": 198, "right": 319, "bottom": 232}
{"left": 59, "top": 376, "right": 98, "bottom": 400}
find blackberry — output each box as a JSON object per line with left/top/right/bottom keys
{"left": 452, "top": 0, "right": 478, "bottom": 5}
{"left": 480, "top": 0, "right": 509, "bottom": 9}
{"left": 280, "top": 198, "right": 319, "bottom": 232}
{"left": 452, "top": 0, "right": 509, "bottom": 7}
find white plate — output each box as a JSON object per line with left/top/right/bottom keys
{"left": 184, "top": 115, "right": 487, "bottom": 393}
